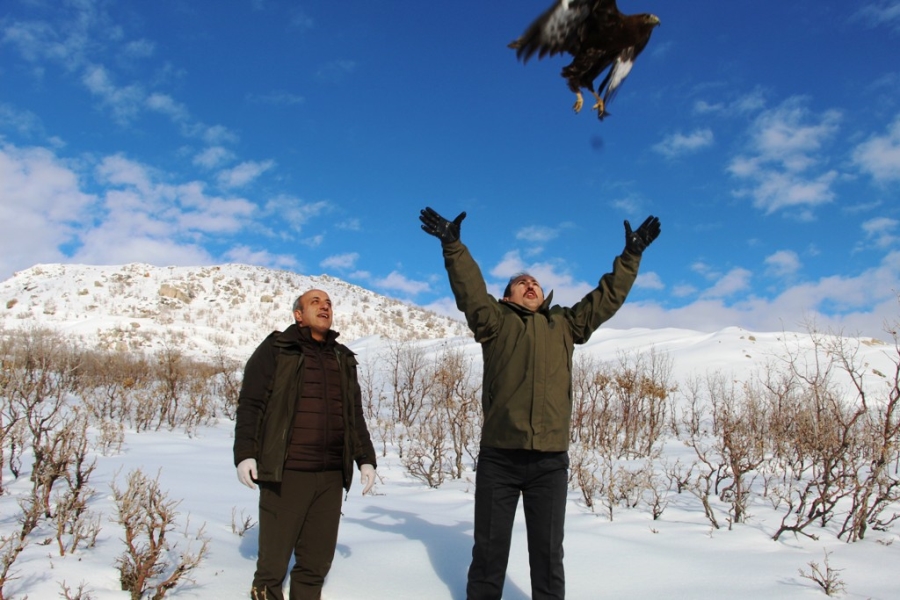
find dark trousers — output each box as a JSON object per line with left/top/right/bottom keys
{"left": 466, "top": 448, "right": 569, "bottom": 600}
{"left": 252, "top": 470, "right": 344, "bottom": 600}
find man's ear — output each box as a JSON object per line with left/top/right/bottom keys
{"left": 293, "top": 309, "right": 303, "bottom": 325}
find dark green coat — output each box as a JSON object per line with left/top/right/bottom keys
{"left": 442, "top": 239, "right": 641, "bottom": 451}
{"left": 233, "top": 324, "right": 376, "bottom": 490}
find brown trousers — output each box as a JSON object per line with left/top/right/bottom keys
{"left": 251, "top": 470, "right": 344, "bottom": 600}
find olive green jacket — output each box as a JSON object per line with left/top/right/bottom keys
{"left": 233, "top": 324, "right": 376, "bottom": 490}
{"left": 442, "top": 239, "right": 641, "bottom": 451}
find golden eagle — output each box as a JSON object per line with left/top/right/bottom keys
{"left": 509, "top": 0, "right": 660, "bottom": 120}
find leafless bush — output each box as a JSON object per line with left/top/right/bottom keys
{"left": 230, "top": 507, "right": 257, "bottom": 537}
{"left": 58, "top": 580, "right": 94, "bottom": 600}
{"left": 385, "top": 340, "right": 434, "bottom": 428}
{"left": 571, "top": 349, "right": 674, "bottom": 459}
{"left": 111, "top": 468, "right": 209, "bottom": 600}
{"left": 0, "top": 532, "right": 29, "bottom": 600}
{"left": 431, "top": 346, "right": 480, "bottom": 479}
{"left": 211, "top": 336, "right": 242, "bottom": 421}
{"left": 402, "top": 401, "right": 450, "bottom": 488}
{"left": 569, "top": 442, "right": 603, "bottom": 512}
{"left": 798, "top": 549, "right": 846, "bottom": 596}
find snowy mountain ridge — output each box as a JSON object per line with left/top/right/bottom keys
{"left": 0, "top": 262, "right": 470, "bottom": 361}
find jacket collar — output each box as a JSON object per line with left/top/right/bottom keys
{"left": 274, "top": 322, "right": 341, "bottom": 348}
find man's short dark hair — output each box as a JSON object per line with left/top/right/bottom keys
{"left": 503, "top": 272, "right": 532, "bottom": 298}
{"left": 292, "top": 295, "right": 303, "bottom": 312}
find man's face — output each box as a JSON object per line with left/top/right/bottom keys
{"left": 293, "top": 289, "right": 333, "bottom": 340}
{"left": 504, "top": 275, "right": 544, "bottom": 311}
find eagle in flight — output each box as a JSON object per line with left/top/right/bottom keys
{"left": 509, "top": 0, "right": 660, "bottom": 120}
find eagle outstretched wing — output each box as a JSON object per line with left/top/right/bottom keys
{"left": 509, "top": 0, "right": 660, "bottom": 120}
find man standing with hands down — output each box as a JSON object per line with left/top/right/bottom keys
{"left": 234, "top": 289, "right": 377, "bottom": 600}
{"left": 419, "top": 207, "right": 660, "bottom": 600}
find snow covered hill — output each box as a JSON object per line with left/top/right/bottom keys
{"left": 0, "top": 262, "right": 470, "bottom": 361}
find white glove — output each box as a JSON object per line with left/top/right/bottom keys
{"left": 237, "top": 458, "right": 258, "bottom": 489}
{"left": 360, "top": 464, "right": 376, "bottom": 495}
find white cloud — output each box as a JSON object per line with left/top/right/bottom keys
{"left": 321, "top": 252, "right": 359, "bottom": 271}
{"left": 701, "top": 267, "right": 753, "bottom": 299}
{"left": 0, "top": 143, "right": 96, "bottom": 277}
{"left": 223, "top": 245, "right": 298, "bottom": 270}
{"left": 193, "top": 146, "right": 236, "bottom": 169}
{"left": 693, "top": 88, "right": 766, "bottom": 117}
{"left": 729, "top": 98, "right": 842, "bottom": 215}
{"left": 246, "top": 91, "right": 305, "bottom": 106}
{"left": 764, "top": 250, "right": 802, "bottom": 278}
{"left": 608, "top": 251, "right": 900, "bottom": 338}
{"left": 516, "top": 225, "right": 561, "bottom": 243}
{"left": 146, "top": 93, "right": 189, "bottom": 122}
{"left": 216, "top": 159, "right": 275, "bottom": 188}
{"left": 373, "top": 271, "right": 430, "bottom": 295}
{"left": 856, "top": 2, "right": 900, "bottom": 29}
{"left": 265, "top": 196, "right": 332, "bottom": 233}
{"left": 852, "top": 114, "right": 900, "bottom": 183}
{"left": 82, "top": 64, "right": 146, "bottom": 124}
{"left": 636, "top": 271, "right": 665, "bottom": 290}
{"left": 653, "top": 129, "right": 714, "bottom": 158}
{"left": 861, "top": 216, "right": 899, "bottom": 249}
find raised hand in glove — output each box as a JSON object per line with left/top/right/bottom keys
{"left": 419, "top": 207, "right": 466, "bottom": 244}
{"left": 624, "top": 215, "right": 661, "bottom": 255}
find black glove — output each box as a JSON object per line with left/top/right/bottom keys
{"left": 419, "top": 207, "right": 466, "bottom": 244}
{"left": 624, "top": 215, "right": 661, "bottom": 255}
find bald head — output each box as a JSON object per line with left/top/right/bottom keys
{"left": 292, "top": 289, "right": 333, "bottom": 340}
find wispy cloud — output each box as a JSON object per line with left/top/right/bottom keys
{"left": 764, "top": 250, "right": 802, "bottom": 278}
{"left": 193, "top": 146, "right": 236, "bottom": 169}
{"left": 861, "top": 216, "right": 899, "bottom": 249}
{"left": 216, "top": 159, "right": 275, "bottom": 188}
{"left": 516, "top": 225, "right": 564, "bottom": 243}
{"left": 653, "top": 129, "right": 714, "bottom": 158}
{"left": 316, "top": 60, "right": 356, "bottom": 84}
{"left": 321, "top": 252, "right": 360, "bottom": 271}
{"left": 694, "top": 88, "right": 767, "bottom": 117}
{"left": 728, "top": 97, "right": 841, "bottom": 216}
{"left": 372, "top": 271, "right": 430, "bottom": 295}
{"left": 265, "top": 196, "right": 332, "bottom": 233}
{"left": 246, "top": 91, "right": 305, "bottom": 106}
{"left": 856, "top": 2, "right": 900, "bottom": 30}
{"left": 852, "top": 114, "right": 900, "bottom": 183}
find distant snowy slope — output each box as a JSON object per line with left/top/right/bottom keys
{"left": 0, "top": 263, "right": 470, "bottom": 360}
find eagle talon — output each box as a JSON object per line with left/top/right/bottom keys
{"left": 573, "top": 92, "right": 584, "bottom": 114}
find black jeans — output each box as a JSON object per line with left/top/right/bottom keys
{"left": 252, "top": 470, "right": 344, "bottom": 600}
{"left": 466, "top": 448, "right": 569, "bottom": 600}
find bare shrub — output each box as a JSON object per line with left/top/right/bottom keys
{"left": 571, "top": 349, "right": 674, "bottom": 459}
{"left": 402, "top": 401, "right": 449, "bottom": 488}
{"left": 798, "top": 549, "right": 846, "bottom": 596}
{"left": 58, "top": 580, "right": 94, "bottom": 600}
{"left": 0, "top": 532, "right": 29, "bottom": 600}
{"left": 211, "top": 336, "right": 242, "bottom": 421}
{"left": 230, "top": 507, "right": 257, "bottom": 537}
{"left": 111, "top": 468, "right": 209, "bottom": 600}
{"left": 385, "top": 340, "right": 433, "bottom": 429}
{"left": 431, "top": 346, "right": 480, "bottom": 479}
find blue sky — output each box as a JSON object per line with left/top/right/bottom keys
{"left": 2, "top": 1, "right": 900, "bottom": 339}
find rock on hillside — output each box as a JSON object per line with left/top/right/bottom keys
{"left": 0, "top": 263, "right": 470, "bottom": 360}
